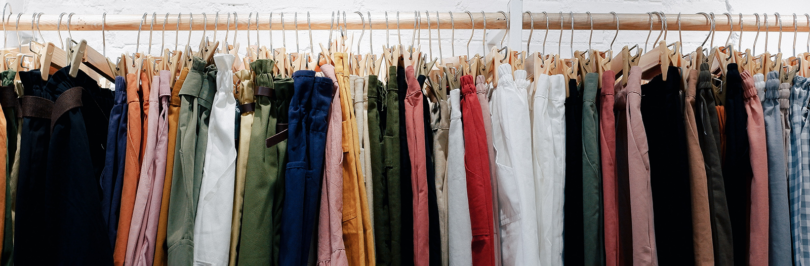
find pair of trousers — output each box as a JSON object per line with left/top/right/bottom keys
{"left": 475, "top": 75, "right": 499, "bottom": 266}
{"left": 640, "top": 66, "right": 693, "bottom": 265}
{"left": 335, "top": 53, "right": 375, "bottom": 266}
{"left": 396, "top": 62, "right": 414, "bottom": 266}
{"left": 372, "top": 66, "right": 403, "bottom": 266}
{"left": 625, "top": 66, "right": 658, "bottom": 265}
{"left": 582, "top": 72, "right": 604, "bottom": 265}
{"left": 128, "top": 71, "right": 172, "bottom": 266}
{"left": 100, "top": 77, "right": 128, "bottom": 249}
{"left": 154, "top": 67, "right": 189, "bottom": 266}
{"left": 722, "top": 64, "right": 752, "bottom": 266}
{"left": 432, "top": 72, "right": 450, "bottom": 266}
{"left": 695, "top": 63, "right": 734, "bottom": 266}
{"left": 166, "top": 57, "right": 215, "bottom": 266}
{"left": 114, "top": 73, "right": 145, "bottom": 266}
{"left": 419, "top": 74, "right": 441, "bottom": 266}
{"left": 229, "top": 68, "right": 255, "bottom": 266}
{"left": 761, "top": 72, "right": 792, "bottom": 266}
{"left": 317, "top": 64, "right": 349, "bottom": 266}
{"left": 0, "top": 71, "right": 16, "bottom": 266}
{"left": 352, "top": 75, "right": 374, "bottom": 223}
{"left": 448, "top": 88, "right": 473, "bottom": 266}
{"left": 600, "top": 71, "right": 620, "bottom": 266}
{"left": 549, "top": 74, "right": 567, "bottom": 265}
{"left": 792, "top": 75, "right": 810, "bottom": 266}
{"left": 238, "top": 59, "right": 290, "bottom": 265}
{"left": 613, "top": 75, "right": 633, "bottom": 266}
{"left": 460, "top": 74, "right": 495, "bottom": 266}
{"left": 564, "top": 78, "right": 584, "bottom": 266}
{"left": 279, "top": 70, "right": 334, "bottom": 266}
{"left": 16, "top": 68, "right": 114, "bottom": 264}
{"left": 125, "top": 71, "right": 156, "bottom": 266}
{"left": 404, "top": 66, "right": 430, "bottom": 266}
{"left": 684, "top": 69, "right": 716, "bottom": 265}
{"left": 492, "top": 65, "right": 540, "bottom": 266}
{"left": 194, "top": 55, "right": 238, "bottom": 266}
{"left": 740, "top": 71, "right": 770, "bottom": 266}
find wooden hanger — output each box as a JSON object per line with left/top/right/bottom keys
{"left": 639, "top": 40, "right": 673, "bottom": 81}
{"left": 611, "top": 45, "right": 642, "bottom": 86}
{"left": 67, "top": 39, "right": 116, "bottom": 81}
{"left": 427, "top": 68, "right": 445, "bottom": 102}
{"left": 443, "top": 65, "right": 461, "bottom": 90}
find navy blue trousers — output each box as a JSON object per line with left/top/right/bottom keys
{"left": 100, "top": 76, "right": 128, "bottom": 248}
{"left": 279, "top": 70, "right": 334, "bottom": 266}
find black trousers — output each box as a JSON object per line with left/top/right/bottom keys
{"left": 564, "top": 80, "right": 584, "bottom": 266}
{"left": 16, "top": 68, "right": 113, "bottom": 265}
{"left": 640, "top": 66, "right": 695, "bottom": 265}
{"left": 397, "top": 62, "right": 414, "bottom": 266}
{"left": 722, "top": 64, "right": 751, "bottom": 266}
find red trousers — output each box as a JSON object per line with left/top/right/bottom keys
{"left": 460, "top": 75, "right": 496, "bottom": 266}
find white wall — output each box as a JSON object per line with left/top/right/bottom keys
{"left": 6, "top": 0, "right": 810, "bottom": 63}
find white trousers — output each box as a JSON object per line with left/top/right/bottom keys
{"left": 194, "top": 54, "right": 238, "bottom": 266}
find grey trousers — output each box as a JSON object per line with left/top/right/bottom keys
{"left": 762, "top": 72, "right": 791, "bottom": 266}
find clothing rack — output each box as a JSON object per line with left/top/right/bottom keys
{"left": 3, "top": 12, "right": 809, "bottom": 32}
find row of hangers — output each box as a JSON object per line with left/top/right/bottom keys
{"left": 1, "top": 8, "right": 809, "bottom": 100}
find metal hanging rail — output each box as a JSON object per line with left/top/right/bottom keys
{"left": 0, "top": 12, "right": 808, "bottom": 32}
